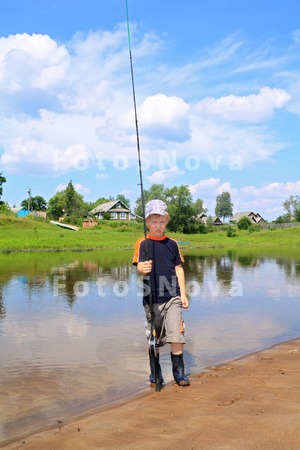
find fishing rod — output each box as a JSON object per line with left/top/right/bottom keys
{"left": 125, "top": 0, "right": 162, "bottom": 392}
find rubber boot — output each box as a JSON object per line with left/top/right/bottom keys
{"left": 149, "top": 353, "right": 165, "bottom": 386}
{"left": 171, "top": 353, "right": 190, "bottom": 386}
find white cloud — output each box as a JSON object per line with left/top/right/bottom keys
{"left": 241, "top": 180, "right": 300, "bottom": 198}
{"left": 189, "top": 178, "right": 300, "bottom": 219}
{"left": 194, "top": 87, "right": 291, "bottom": 123}
{"left": 55, "top": 182, "right": 90, "bottom": 195}
{"left": 138, "top": 93, "right": 190, "bottom": 140}
{"left": 147, "top": 166, "right": 185, "bottom": 184}
{"left": 0, "top": 33, "right": 69, "bottom": 93}
{"left": 189, "top": 177, "right": 221, "bottom": 194}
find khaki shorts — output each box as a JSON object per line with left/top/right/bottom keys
{"left": 144, "top": 296, "right": 186, "bottom": 346}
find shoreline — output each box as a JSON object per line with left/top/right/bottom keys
{"left": 3, "top": 336, "right": 300, "bottom": 449}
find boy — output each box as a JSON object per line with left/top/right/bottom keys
{"left": 132, "top": 199, "right": 190, "bottom": 387}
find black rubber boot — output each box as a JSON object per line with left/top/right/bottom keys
{"left": 171, "top": 353, "right": 190, "bottom": 386}
{"left": 149, "top": 354, "right": 165, "bottom": 386}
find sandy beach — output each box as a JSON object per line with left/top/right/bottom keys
{"left": 2, "top": 338, "right": 300, "bottom": 450}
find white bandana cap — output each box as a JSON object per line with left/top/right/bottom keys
{"left": 145, "top": 199, "right": 168, "bottom": 219}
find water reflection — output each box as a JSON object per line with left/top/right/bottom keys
{"left": 0, "top": 248, "right": 300, "bottom": 443}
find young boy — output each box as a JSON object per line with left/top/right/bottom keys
{"left": 132, "top": 199, "right": 190, "bottom": 387}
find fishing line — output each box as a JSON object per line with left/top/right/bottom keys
{"left": 125, "top": 0, "right": 148, "bottom": 254}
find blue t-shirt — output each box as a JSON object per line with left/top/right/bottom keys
{"left": 133, "top": 235, "right": 184, "bottom": 305}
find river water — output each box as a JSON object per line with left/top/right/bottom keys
{"left": 0, "top": 247, "right": 300, "bottom": 443}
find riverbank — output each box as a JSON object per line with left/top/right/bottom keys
{"left": 3, "top": 337, "right": 300, "bottom": 450}
{"left": 1, "top": 214, "right": 300, "bottom": 253}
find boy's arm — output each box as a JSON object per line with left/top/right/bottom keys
{"left": 175, "top": 264, "right": 189, "bottom": 309}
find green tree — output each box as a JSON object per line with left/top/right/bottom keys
{"left": 283, "top": 195, "right": 300, "bottom": 221}
{"left": 134, "top": 184, "right": 206, "bottom": 233}
{"left": 274, "top": 213, "right": 290, "bottom": 223}
{"left": 116, "top": 194, "right": 131, "bottom": 209}
{"left": 237, "top": 216, "right": 252, "bottom": 230}
{"left": 21, "top": 196, "right": 47, "bottom": 211}
{"left": 47, "top": 182, "right": 86, "bottom": 223}
{"left": 64, "top": 181, "right": 85, "bottom": 223}
{"left": 215, "top": 192, "right": 233, "bottom": 222}
{"left": 0, "top": 173, "right": 7, "bottom": 204}
{"left": 88, "top": 197, "right": 109, "bottom": 212}
{"left": 47, "top": 191, "right": 65, "bottom": 220}
{"left": 294, "top": 208, "right": 300, "bottom": 222}
{"left": 193, "top": 198, "right": 208, "bottom": 217}
{"left": 134, "top": 184, "right": 166, "bottom": 217}
{"left": 165, "top": 185, "right": 197, "bottom": 233}
{"left": 205, "top": 216, "right": 214, "bottom": 232}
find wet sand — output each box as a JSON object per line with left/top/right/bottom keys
{"left": 3, "top": 337, "right": 300, "bottom": 450}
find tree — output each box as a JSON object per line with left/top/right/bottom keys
{"left": 47, "top": 181, "right": 86, "bottom": 223}
{"left": 215, "top": 192, "right": 233, "bottom": 222}
{"left": 0, "top": 173, "right": 7, "bottom": 204}
{"left": 237, "top": 216, "right": 252, "bottom": 230}
{"left": 88, "top": 197, "right": 109, "bottom": 212}
{"left": 165, "top": 185, "right": 198, "bottom": 233}
{"left": 283, "top": 195, "right": 300, "bottom": 221}
{"left": 47, "top": 191, "right": 65, "bottom": 220}
{"left": 134, "top": 184, "right": 206, "bottom": 233}
{"left": 134, "top": 184, "right": 166, "bottom": 217}
{"left": 294, "top": 208, "right": 300, "bottom": 222}
{"left": 193, "top": 198, "right": 208, "bottom": 217}
{"left": 64, "top": 181, "right": 85, "bottom": 223}
{"left": 116, "top": 194, "right": 131, "bottom": 209}
{"left": 21, "top": 196, "right": 47, "bottom": 211}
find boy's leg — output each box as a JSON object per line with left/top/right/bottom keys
{"left": 171, "top": 342, "right": 184, "bottom": 355}
{"left": 165, "top": 297, "right": 190, "bottom": 386}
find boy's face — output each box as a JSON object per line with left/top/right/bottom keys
{"left": 146, "top": 214, "right": 169, "bottom": 238}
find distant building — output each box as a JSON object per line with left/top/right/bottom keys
{"left": 82, "top": 219, "right": 98, "bottom": 229}
{"left": 29, "top": 211, "right": 47, "bottom": 219}
{"left": 89, "top": 200, "right": 137, "bottom": 221}
{"left": 198, "top": 213, "right": 223, "bottom": 225}
{"left": 10, "top": 206, "right": 46, "bottom": 219}
{"left": 230, "top": 212, "right": 266, "bottom": 224}
{"left": 10, "top": 206, "right": 30, "bottom": 218}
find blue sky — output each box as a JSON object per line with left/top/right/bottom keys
{"left": 1, "top": 0, "right": 300, "bottom": 220}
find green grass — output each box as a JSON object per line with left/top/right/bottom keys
{"left": 0, "top": 213, "right": 300, "bottom": 253}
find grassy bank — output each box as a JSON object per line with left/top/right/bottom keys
{"left": 0, "top": 214, "right": 300, "bottom": 253}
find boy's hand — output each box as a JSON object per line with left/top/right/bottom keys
{"left": 181, "top": 295, "right": 189, "bottom": 309}
{"left": 142, "top": 260, "right": 152, "bottom": 274}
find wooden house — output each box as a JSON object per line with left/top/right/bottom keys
{"left": 89, "top": 200, "right": 137, "bottom": 221}
{"left": 10, "top": 206, "right": 30, "bottom": 218}
{"left": 230, "top": 212, "right": 266, "bottom": 224}
{"left": 198, "top": 214, "right": 223, "bottom": 225}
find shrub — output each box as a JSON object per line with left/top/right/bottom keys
{"left": 237, "top": 216, "right": 252, "bottom": 230}
{"left": 227, "top": 225, "right": 236, "bottom": 237}
{"left": 248, "top": 225, "right": 261, "bottom": 233}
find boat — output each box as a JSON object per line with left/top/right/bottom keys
{"left": 50, "top": 220, "right": 79, "bottom": 231}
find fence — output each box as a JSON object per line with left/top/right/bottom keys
{"left": 259, "top": 222, "right": 300, "bottom": 230}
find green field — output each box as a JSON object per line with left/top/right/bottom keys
{"left": 1, "top": 213, "right": 300, "bottom": 254}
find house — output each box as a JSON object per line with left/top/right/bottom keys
{"left": 89, "top": 200, "right": 137, "bottom": 221}
{"left": 10, "top": 206, "right": 30, "bottom": 218}
{"left": 198, "top": 214, "right": 223, "bottom": 225}
{"left": 230, "top": 212, "right": 266, "bottom": 224}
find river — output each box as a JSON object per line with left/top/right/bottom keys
{"left": 0, "top": 247, "right": 300, "bottom": 443}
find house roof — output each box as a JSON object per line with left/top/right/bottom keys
{"left": 90, "top": 200, "right": 132, "bottom": 215}
{"left": 231, "top": 212, "right": 257, "bottom": 221}
{"left": 198, "top": 214, "right": 222, "bottom": 223}
{"left": 231, "top": 212, "right": 265, "bottom": 222}
{"left": 10, "top": 206, "right": 28, "bottom": 213}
